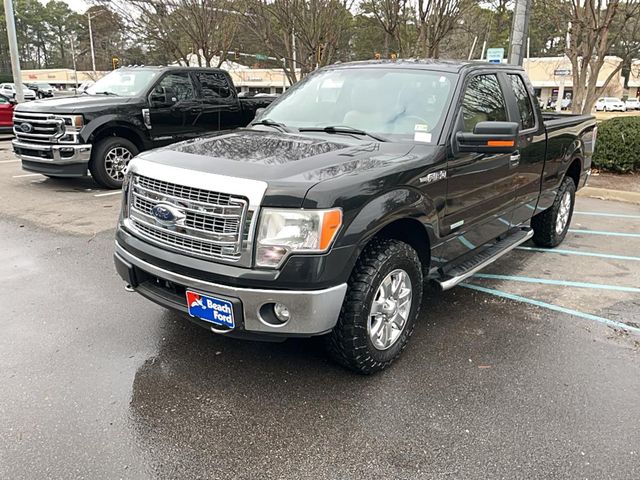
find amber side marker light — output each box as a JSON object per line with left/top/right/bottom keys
{"left": 487, "top": 140, "right": 515, "bottom": 147}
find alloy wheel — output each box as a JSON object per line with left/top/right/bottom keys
{"left": 367, "top": 269, "right": 413, "bottom": 351}
{"left": 104, "top": 146, "right": 133, "bottom": 182}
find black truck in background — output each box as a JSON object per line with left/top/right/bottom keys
{"left": 11, "top": 66, "right": 275, "bottom": 188}
{"left": 114, "top": 60, "right": 596, "bottom": 374}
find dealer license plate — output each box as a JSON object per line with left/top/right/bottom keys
{"left": 185, "top": 290, "right": 235, "bottom": 328}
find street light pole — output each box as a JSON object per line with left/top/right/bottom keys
{"left": 3, "top": 0, "right": 24, "bottom": 102}
{"left": 88, "top": 12, "right": 96, "bottom": 72}
{"left": 70, "top": 35, "right": 78, "bottom": 91}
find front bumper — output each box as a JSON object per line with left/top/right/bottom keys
{"left": 13, "top": 140, "right": 92, "bottom": 176}
{"left": 114, "top": 241, "right": 348, "bottom": 338}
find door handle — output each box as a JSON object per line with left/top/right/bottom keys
{"left": 509, "top": 152, "right": 521, "bottom": 167}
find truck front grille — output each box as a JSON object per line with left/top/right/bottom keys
{"left": 13, "top": 112, "right": 64, "bottom": 143}
{"left": 128, "top": 174, "right": 249, "bottom": 262}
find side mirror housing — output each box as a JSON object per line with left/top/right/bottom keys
{"left": 456, "top": 121, "right": 519, "bottom": 154}
{"left": 254, "top": 107, "right": 265, "bottom": 122}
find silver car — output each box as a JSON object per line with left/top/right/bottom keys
{"left": 0, "top": 83, "right": 36, "bottom": 101}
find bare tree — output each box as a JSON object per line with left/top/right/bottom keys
{"left": 104, "top": 0, "right": 242, "bottom": 68}
{"left": 361, "top": 0, "right": 409, "bottom": 56}
{"left": 241, "top": 0, "right": 353, "bottom": 84}
{"left": 413, "top": 0, "right": 473, "bottom": 58}
{"left": 559, "top": 0, "right": 640, "bottom": 113}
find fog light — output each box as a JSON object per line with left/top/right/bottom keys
{"left": 273, "top": 303, "right": 290, "bottom": 322}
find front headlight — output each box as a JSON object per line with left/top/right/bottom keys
{"left": 58, "top": 115, "right": 84, "bottom": 131}
{"left": 255, "top": 208, "right": 342, "bottom": 268}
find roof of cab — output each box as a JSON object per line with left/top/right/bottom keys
{"left": 328, "top": 59, "right": 524, "bottom": 73}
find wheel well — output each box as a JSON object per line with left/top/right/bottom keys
{"left": 373, "top": 218, "right": 431, "bottom": 271}
{"left": 566, "top": 158, "right": 581, "bottom": 188}
{"left": 91, "top": 125, "right": 144, "bottom": 152}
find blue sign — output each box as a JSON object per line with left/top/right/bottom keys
{"left": 486, "top": 48, "right": 505, "bottom": 64}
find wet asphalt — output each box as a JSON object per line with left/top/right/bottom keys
{"left": 1, "top": 156, "right": 639, "bottom": 479}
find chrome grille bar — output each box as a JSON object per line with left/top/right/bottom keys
{"left": 127, "top": 173, "right": 249, "bottom": 262}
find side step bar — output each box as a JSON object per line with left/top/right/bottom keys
{"left": 435, "top": 228, "right": 534, "bottom": 291}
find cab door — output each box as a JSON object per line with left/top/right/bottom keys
{"left": 148, "top": 71, "right": 202, "bottom": 143}
{"left": 193, "top": 71, "right": 242, "bottom": 131}
{"left": 444, "top": 73, "right": 515, "bottom": 259}
{"left": 503, "top": 73, "right": 547, "bottom": 225}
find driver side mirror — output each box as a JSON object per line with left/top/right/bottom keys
{"left": 456, "top": 121, "right": 519, "bottom": 154}
{"left": 8, "top": 97, "right": 17, "bottom": 105}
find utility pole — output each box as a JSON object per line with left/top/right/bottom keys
{"left": 70, "top": 35, "right": 78, "bottom": 91}
{"left": 88, "top": 12, "right": 96, "bottom": 72}
{"left": 508, "top": 0, "right": 532, "bottom": 66}
{"left": 4, "top": 0, "right": 24, "bottom": 102}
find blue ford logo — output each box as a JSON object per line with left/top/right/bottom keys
{"left": 151, "top": 203, "right": 186, "bottom": 225}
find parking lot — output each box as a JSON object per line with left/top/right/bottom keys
{"left": 1, "top": 137, "right": 639, "bottom": 479}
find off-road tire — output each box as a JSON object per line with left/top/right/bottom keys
{"left": 89, "top": 136, "right": 138, "bottom": 189}
{"left": 531, "top": 176, "right": 576, "bottom": 248}
{"left": 326, "top": 239, "right": 423, "bottom": 374}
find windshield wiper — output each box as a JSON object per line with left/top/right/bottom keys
{"left": 298, "top": 125, "right": 387, "bottom": 142}
{"left": 251, "top": 118, "right": 290, "bottom": 132}
{"left": 91, "top": 91, "right": 117, "bottom": 96}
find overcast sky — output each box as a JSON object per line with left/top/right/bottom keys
{"left": 39, "top": 0, "right": 89, "bottom": 13}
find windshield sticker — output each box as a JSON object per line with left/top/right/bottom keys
{"left": 414, "top": 124, "right": 431, "bottom": 142}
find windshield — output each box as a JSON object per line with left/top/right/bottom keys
{"left": 86, "top": 70, "right": 159, "bottom": 97}
{"left": 262, "top": 68, "right": 456, "bottom": 142}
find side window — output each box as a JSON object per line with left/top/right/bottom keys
{"left": 195, "top": 72, "right": 231, "bottom": 101}
{"left": 0, "top": 96, "right": 7, "bottom": 104}
{"left": 508, "top": 74, "right": 535, "bottom": 130}
{"left": 156, "top": 73, "right": 195, "bottom": 102}
{"left": 461, "top": 74, "right": 507, "bottom": 132}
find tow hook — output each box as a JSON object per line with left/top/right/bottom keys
{"left": 124, "top": 284, "right": 135, "bottom": 292}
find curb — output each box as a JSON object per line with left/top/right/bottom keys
{"left": 578, "top": 186, "right": 640, "bottom": 205}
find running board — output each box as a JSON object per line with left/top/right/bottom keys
{"left": 435, "top": 228, "right": 534, "bottom": 291}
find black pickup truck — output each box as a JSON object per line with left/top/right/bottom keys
{"left": 12, "top": 66, "right": 275, "bottom": 188}
{"left": 114, "top": 60, "right": 596, "bottom": 373}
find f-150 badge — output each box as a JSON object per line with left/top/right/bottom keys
{"left": 419, "top": 170, "right": 447, "bottom": 184}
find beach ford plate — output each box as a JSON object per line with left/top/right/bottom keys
{"left": 186, "top": 290, "right": 235, "bottom": 328}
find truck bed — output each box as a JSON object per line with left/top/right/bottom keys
{"left": 542, "top": 112, "right": 595, "bottom": 131}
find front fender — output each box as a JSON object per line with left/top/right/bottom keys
{"left": 80, "top": 115, "right": 147, "bottom": 144}
{"left": 338, "top": 187, "right": 439, "bottom": 249}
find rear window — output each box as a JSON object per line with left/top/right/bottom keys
{"left": 195, "top": 72, "right": 231, "bottom": 101}
{"left": 508, "top": 74, "right": 535, "bottom": 130}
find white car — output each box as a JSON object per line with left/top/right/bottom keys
{"left": 0, "top": 83, "right": 36, "bottom": 101}
{"left": 595, "top": 97, "right": 626, "bottom": 112}
{"left": 625, "top": 97, "right": 640, "bottom": 110}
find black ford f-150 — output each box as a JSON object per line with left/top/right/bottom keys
{"left": 114, "top": 60, "right": 596, "bottom": 373}
{"left": 11, "top": 66, "right": 275, "bottom": 188}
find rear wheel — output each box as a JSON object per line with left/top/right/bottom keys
{"left": 531, "top": 176, "right": 576, "bottom": 248}
{"left": 89, "top": 136, "right": 138, "bottom": 189}
{"left": 326, "top": 239, "right": 423, "bottom": 374}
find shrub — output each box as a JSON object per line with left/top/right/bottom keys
{"left": 592, "top": 117, "right": 640, "bottom": 172}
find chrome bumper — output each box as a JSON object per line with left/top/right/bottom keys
{"left": 115, "top": 242, "right": 347, "bottom": 336}
{"left": 12, "top": 140, "right": 92, "bottom": 164}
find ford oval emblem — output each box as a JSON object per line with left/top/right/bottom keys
{"left": 151, "top": 203, "right": 186, "bottom": 226}
{"left": 19, "top": 123, "right": 33, "bottom": 133}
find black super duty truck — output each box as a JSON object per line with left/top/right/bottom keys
{"left": 114, "top": 60, "right": 596, "bottom": 374}
{"left": 11, "top": 66, "right": 274, "bottom": 188}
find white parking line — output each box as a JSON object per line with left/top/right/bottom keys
{"left": 0, "top": 159, "right": 19, "bottom": 164}
{"left": 12, "top": 173, "right": 42, "bottom": 178}
{"left": 94, "top": 191, "right": 122, "bottom": 197}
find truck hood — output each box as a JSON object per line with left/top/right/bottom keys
{"left": 15, "top": 95, "right": 138, "bottom": 114}
{"left": 136, "top": 129, "right": 424, "bottom": 207}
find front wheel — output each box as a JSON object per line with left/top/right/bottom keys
{"left": 326, "top": 239, "right": 423, "bottom": 374}
{"left": 531, "top": 176, "right": 576, "bottom": 248}
{"left": 89, "top": 136, "right": 138, "bottom": 189}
